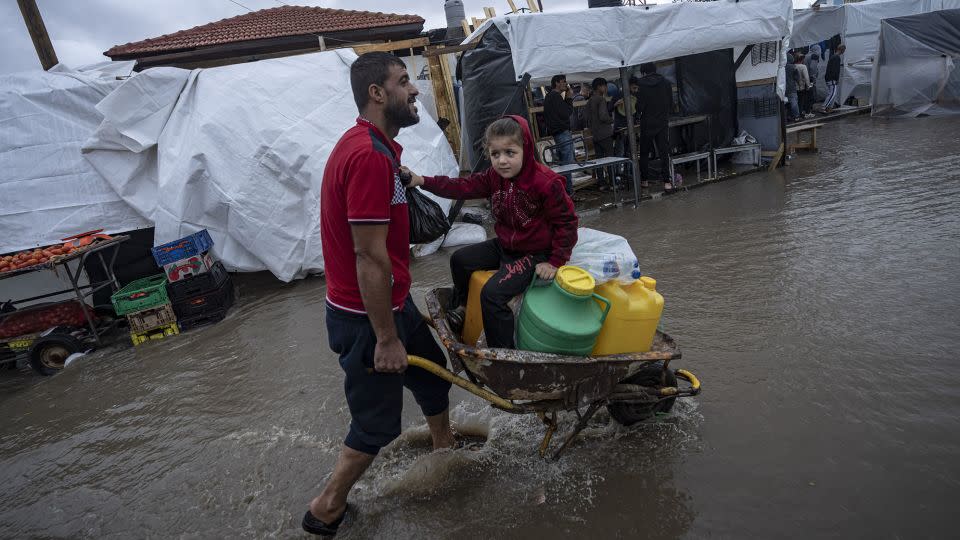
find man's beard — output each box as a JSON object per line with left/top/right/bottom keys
{"left": 385, "top": 95, "right": 419, "bottom": 128}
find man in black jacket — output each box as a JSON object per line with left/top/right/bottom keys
{"left": 635, "top": 63, "right": 674, "bottom": 191}
{"left": 823, "top": 44, "right": 845, "bottom": 112}
{"left": 544, "top": 74, "right": 575, "bottom": 195}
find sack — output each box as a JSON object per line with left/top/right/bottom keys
{"left": 407, "top": 187, "right": 451, "bottom": 244}
{"left": 442, "top": 223, "right": 486, "bottom": 248}
{"left": 567, "top": 228, "right": 640, "bottom": 284}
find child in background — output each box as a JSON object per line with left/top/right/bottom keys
{"left": 403, "top": 115, "right": 579, "bottom": 349}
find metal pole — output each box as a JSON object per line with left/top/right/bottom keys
{"left": 620, "top": 66, "right": 641, "bottom": 207}
{"left": 17, "top": 0, "right": 59, "bottom": 71}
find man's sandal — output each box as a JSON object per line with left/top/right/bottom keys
{"left": 302, "top": 505, "right": 349, "bottom": 537}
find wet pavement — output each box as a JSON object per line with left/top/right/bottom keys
{"left": 1, "top": 114, "right": 959, "bottom": 538}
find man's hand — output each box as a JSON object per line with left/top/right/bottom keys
{"left": 535, "top": 262, "right": 558, "bottom": 280}
{"left": 374, "top": 336, "right": 407, "bottom": 373}
{"left": 399, "top": 166, "right": 424, "bottom": 187}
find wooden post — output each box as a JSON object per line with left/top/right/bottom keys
{"left": 427, "top": 51, "right": 462, "bottom": 158}
{"left": 526, "top": 0, "right": 540, "bottom": 13}
{"left": 507, "top": 0, "right": 519, "bottom": 13}
{"left": 17, "top": 0, "right": 58, "bottom": 70}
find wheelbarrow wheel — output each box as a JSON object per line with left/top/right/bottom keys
{"left": 608, "top": 363, "right": 678, "bottom": 426}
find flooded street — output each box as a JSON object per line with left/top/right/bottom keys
{"left": 1, "top": 114, "right": 959, "bottom": 538}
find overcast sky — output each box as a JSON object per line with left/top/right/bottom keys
{"left": 2, "top": 0, "right": 812, "bottom": 75}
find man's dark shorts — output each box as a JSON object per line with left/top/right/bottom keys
{"left": 326, "top": 296, "right": 452, "bottom": 455}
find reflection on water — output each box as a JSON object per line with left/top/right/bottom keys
{"left": 1, "top": 115, "right": 958, "bottom": 538}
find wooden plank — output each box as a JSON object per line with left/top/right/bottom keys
{"left": 767, "top": 143, "right": 784, "bottom": 172}
{"left": 461, "top": 20, "right": 472, "bottom": 37}
{"left": 526, "top": 0, "right": 540, "bottom": 12}
{"left": 352, "top": 37, "right": 429, "bottom": 55}
{"left": 428, "top": 53, "right": 462, "bottom": 158}
{"left": 785, "top": 123, "right": 824, "bottom": 134}
{"left": 483, "top": 7, "right": 496, "bottom": 18}
{"left": 507, "top": 0, "right": 518, "bottom": 13}
{"left": 423, "top": 42, "right": 479, "bottom": 57}
{"left": 736, "top": 77, "right": 777, "bottom": 88}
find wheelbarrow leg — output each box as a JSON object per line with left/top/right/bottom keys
{"left": 551, "top": 402, "right": 602, "bottom": 461}
{"left": 538, "top": 411, "right": 558, "bottom": 458}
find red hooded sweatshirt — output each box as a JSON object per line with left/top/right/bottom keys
{"left": 422, "top": 115, "right": 578, "bottom": 268}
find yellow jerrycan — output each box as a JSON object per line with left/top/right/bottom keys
{"left": 462, "top": 270, "right": 495, "bottom": 346}
{"left": 591, "top": 276, "right": 664, "bottom": 355}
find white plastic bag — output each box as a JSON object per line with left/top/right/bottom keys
{"left": 731, "top": 130, "right": 760, "bottom": 165}
{"left": 442, "top": 223, "right": 487, "bottom": 248}
{"left": 567, "top": 228, "right": 640, "bottom": 284}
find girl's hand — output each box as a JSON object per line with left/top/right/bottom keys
{"left": 535, "top": 262, "right": 558, "bottom": 280}
{"left": 399, "top": 166, "right": 424, "bottom": 187}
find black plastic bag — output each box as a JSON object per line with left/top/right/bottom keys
{"left": 407, "top": 188, "right": 451, "bottom": 244}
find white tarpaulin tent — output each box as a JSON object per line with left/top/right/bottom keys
{"left": 0, "top": 63, "right": 150, "bottom": 254}
{"left": 790, "top": 0, "right": 960, "bottom": 105}
{"left": 82, "top": 49, "right": 459, "bottom": 282}
{"left": 465, "top": 0, "right": 794, "bottom": 95}
{"left": 871, "top": 9, "right": 960, "bottom": 117}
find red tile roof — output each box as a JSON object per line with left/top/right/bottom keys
{"left": 105, "top": 5, "right": 424, "bottom": 57}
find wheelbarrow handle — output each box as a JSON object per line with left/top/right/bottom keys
{"left": 674, "top": 369, "right": 701, "bottom": 396}
{"left": 364, "top": 355, "right": 519, "bottom": 412}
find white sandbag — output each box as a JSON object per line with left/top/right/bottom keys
{"left": 411, "top": 235, "right": 444, "bottom": 258}
{"left": 568, "top": 228, "right": 640, "bottom": 284}
{"left": 442, "top": 223, "right": 487, "bottom": 248}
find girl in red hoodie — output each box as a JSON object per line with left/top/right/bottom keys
{"left": 404, "top": 115, "right": 578, "bottom": 349}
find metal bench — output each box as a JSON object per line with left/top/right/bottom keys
{"left": 712, "top": 143, "right": 762, "bottom": 172}
{"left": 668, "top": 150, "right": 713, "bottom": 183}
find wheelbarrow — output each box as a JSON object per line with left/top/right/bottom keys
{"left": 407, "top": 288, "right": 701, "bottom": 460}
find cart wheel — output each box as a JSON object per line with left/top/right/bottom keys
{"left": 29, "top": 333, "right": 83, "bottom": 376}
{"left": 607, "top": 362, "right": 678, "bottom": 426}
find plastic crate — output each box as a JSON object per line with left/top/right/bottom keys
{"left": 163, "top": 251, "right": 215, "bottom": 283}
{"left": 111, "top": 274, "right": 170, "bottom": 316}
{"left": 166, "top": 260, "right": 229, "bottom": 302}
{"left": 126, "top": 303, "right": 177, "bottom": 334}
{"left": 178, "top": 308, "right": 229, "bottom": 331}
{"left": 172, "top": 275, "right": 234, "bottom": 319}
{"left": 151, "top": 230, "right": 214, "bottom": 267}
{"left": 131, "top": 322, "right": 179, "bottom": 346}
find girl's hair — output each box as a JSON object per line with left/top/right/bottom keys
{"left": 483, "top": 118, "right": 524, "bottom": 153}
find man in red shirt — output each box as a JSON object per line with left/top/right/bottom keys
{"left": 303, "top": 52, "right": 454, "bottom": 536}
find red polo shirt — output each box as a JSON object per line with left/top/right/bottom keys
{"left": 321, "top": 117, "right": 410, "bottom": 314}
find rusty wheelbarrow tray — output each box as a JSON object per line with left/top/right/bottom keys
{"left": 410, "top": 288, "right": 702, "bottom": 460}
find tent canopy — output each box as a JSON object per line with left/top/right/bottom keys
{"left": 82, "top": 50, "right": 459, "bottom": 282}
{"left": 871, "top": 9, "right": 960, "bottom": 117}
{"left": 465, "top": 0, "right": 793, "bottom": 86}
{"left": 0, "top": 63, "right": 149, "bottom": 255}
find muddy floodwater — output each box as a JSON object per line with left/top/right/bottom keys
{"left": 2, "top": 115, "right": 959, "bottom": 539}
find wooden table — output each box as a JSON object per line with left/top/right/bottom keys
{"left": 786, "top": 122, "right": 824, "bottom": 153}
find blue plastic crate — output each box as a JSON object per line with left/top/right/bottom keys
{"left": 151, "top": 230, "right": 213, "bottom": 267}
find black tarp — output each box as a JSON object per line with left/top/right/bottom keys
{"left": 885, "top": 8, "right": 960, "bottom": 53}
{"left": 460, "top": 25, "right": 528, "bottom": 172}
{"left": 675, "top": 49, "right": 738, "bottom": 150}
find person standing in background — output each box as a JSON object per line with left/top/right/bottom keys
{"left": 586, "top": 77, "right": 615, "bottom": 191}
{"left": 823, "top": 44, "right": 846, "bottom": 112}
{"left": 804, "top": 44, "right": 822, "bottom": 105}
{"left": 634, "top": 63, "right": 674, "bottom": 191}
{"left": 795, "top": 55, "right": 813, "bottom": 118}
{"left": 543, "top": 74, "right": 575, "bottom": 195}
{"left": 785, "top": 53, "right": 801, "bottom": 122}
